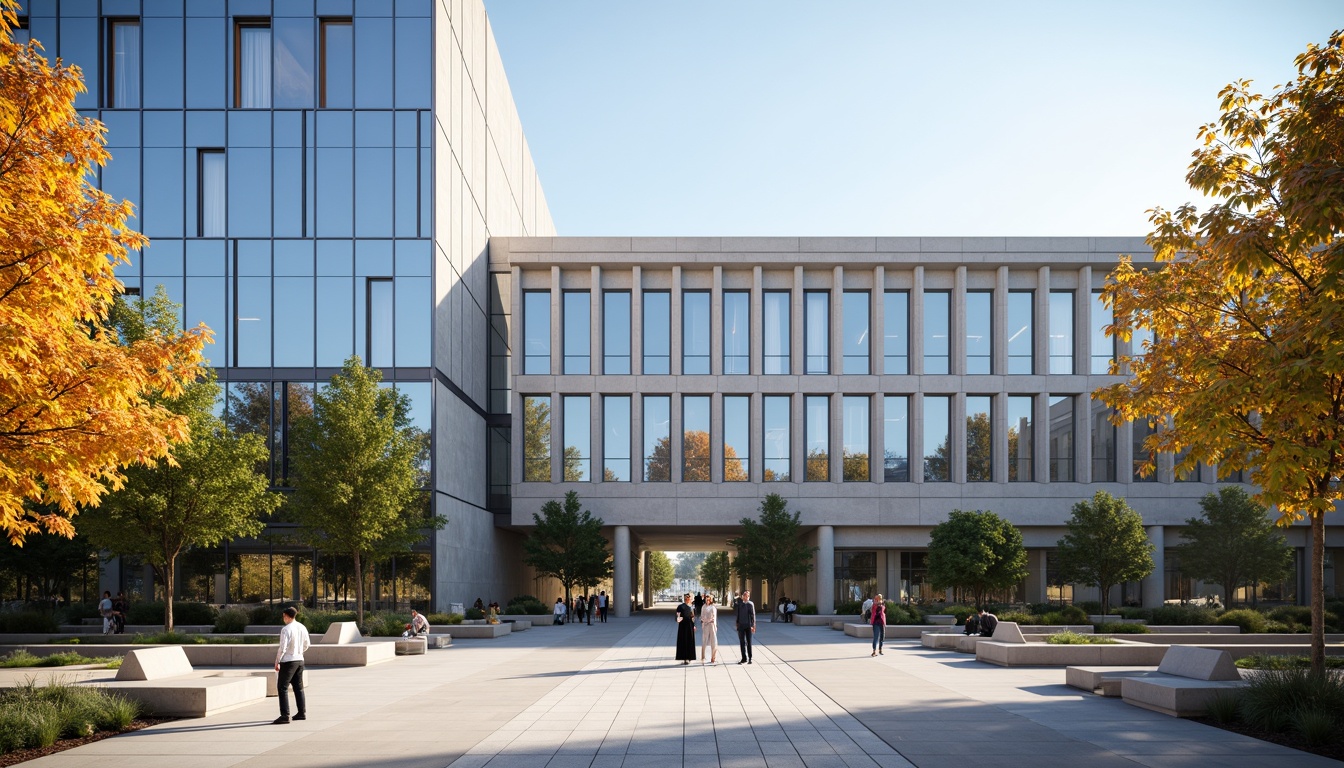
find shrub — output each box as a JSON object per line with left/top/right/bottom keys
{"left": 1236, "top": 655, "right": 1344, "bottom": 670}
{"left": 1239, "top": 667, "right": 1344, "bottom": 735}
{"left": 1149, "top": 604, "right": 1217, "bottom": 625}
{"left": 464, "top": 608, "right": 485, "bottom": 620}
{"left": 1077, "top": 600, "right": 1102, "bottom": 614}
{"left": 1043, "top": 605, "right": 1090, "bottom": 624}
{"left": 213, "top": 608, "right": 250, "bottom": 633}
{"left": 1116, "top": 607, "right": 1151, "bottom": 620}
{"left": 1095, "top": 622, "right": 1151, "bottom": 634}
{"left": 998, "top": 611, "right": 1041, "bottom": 625}
{"left": 295, "top": 610, "right": 355, "bottom": 635}
{"left": 504, "top": 600, "right": 548, "bottom": 615}
{"left": 1046, "top": 631, "right": 1117, "bottom": 645}
{"left": 1216, "top": 609, "right": 1268, "bottom": 634}
{"left": 125, "top": 601, "right": 218, "bottom": 626}
{"left": 425, "top": 612, "right": 461, "bottom": 625}
{"left": 131, "top": 631, "right": 205, "bottom": 644}
{"left": 796, "top": 604, "right": 817, "bottom": 615}
{"left": 834, "top": 601, "right": 863, "bottom": 615}
{"left": 883, "top": 602, "right": 922, "bottom": 625}
{"left": 929, "top": 604, "right": 977, "bottom": 624}
{"left": 1205, "top": 692, "right": 1242, "bottom": 724}
{"left": 363, "top": 613, "right": 407, "bottom": 637}
{"left": 0, "top": 611, "right": 59, "bottom": 634}
{"left": 53, "top": 603, "right": 102, "bottom": 624}
{"left": 249, "top": 605, "right": 280, "bottom": 625}
{"left": 507, "top": 595, "right": 539, "bottom": 607}
{"left": 0, "top": 680, "right": 140, "bottom": 754}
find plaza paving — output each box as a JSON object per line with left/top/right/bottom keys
{"left": 17, "top": 611, "right": 1340, "bottom": 768}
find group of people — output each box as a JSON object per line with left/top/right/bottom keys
{"left": 674, "top": 590, "right": 756, "bottom": 666}
{"left": 776, "top": 596, "right": 798, "bottom": 622}
{"left": 553, "top": 592, "right": 610, "bottom": 624}
{"left": 963, "top": 609, "right": 999, "bottom": 637}
{"left": 860, "top": 594, "right": 999, "bottom": 657}
{"left": 97, "top": 590, "right": 129, "bottom": 635}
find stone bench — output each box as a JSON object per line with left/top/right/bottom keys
{"left": 447, "top": 623, "right": 512, "bottom": 639}
{"left": 1120, "top": 647, "right": 1247, "bottom": 717}
{"left": 426, "top": 634, "right": 452, "bottom": 648}
{"left": 92, "top": 647, "right": 267, "bottom": 718}
{"left": 499, "top": 620, "right": 532, "bottom": 631}
{"left": 976, "top": 639, "right": 1169, "bottom": 667}
{"left": 792, "top": 614, "right": 850, "bottom": 627}
{"left": 830, "top": 620, "right": 846, "bottom": 631}
{"left": 1066, "top": 666, "right": 1159, "bottom": 694}
{"left": 952, "top": 622, "right": 1027, "bottom": 653}
{"left": 207, "top": 668, "right": 310, "bottom": 697}
{"left": 395, "top": 638, "right": 426, "bottom": 655}
{"left": 843, "top": 623, "right": 873, "bottom": 638}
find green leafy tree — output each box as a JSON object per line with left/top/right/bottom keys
{"left": 287, "top": 356, "right": 442, "bottom": 627}
{"left": 926, "top": 509, "right": 1029, "bottom": 609}
{"left": 522, "top": 491, "right": 613, "bottom": 615}
{"left": 1097, "top": 30, "right": 1344, "bottom": 674}
{"left": 1055, "top": 491, "right": 1154, "bottom": 618}
{"left": 648, "top": 551, "right": 674, "bottom": 594}
{"left": 699, "top": 551, "right": 732, "bottom": 603}
{"left": 0, "top": 529, "right": 98, "bottom": 603}
{"left": 79, "top": 290, "right": 281, "bottom": 631}
{"left": 675, "top": 551, "right": 707, "bottom": 580}
{"left": 728, "top": 494, "right": 816, "bottom": 620}
{"left": 1177, "top": 487, "right": 1294, "bottom": 608}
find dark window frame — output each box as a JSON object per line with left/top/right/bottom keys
{"left": 233, "top": 17, "right": 272, "bottom": 109}
{"left": 318, "top": 17, "right": 353, "bottom": 108}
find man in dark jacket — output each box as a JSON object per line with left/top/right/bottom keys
{"left": 735, "top": 590, "right": 757, "bottom": 664}
{"left": 977, "top": 608, "right": 999, "bottom": 637}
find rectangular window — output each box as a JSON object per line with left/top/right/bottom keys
{"left": 563, "top": 395, "right": 590, "bottom": 482}
{"left": 884, "top": 395, "right": 909, "bottom": 482}
{"left": 1131, "top": 325, "right": 1154, "bottom": 360}
{"left": 923, "top": 395, "right": 950, "bottom": 481}
{"left": 108, "top": 20, "right": 140, "bottom": 108}
{"left": 563, "top": 291, "right": 590, "bottom": 375}
{"left": 603, "top": 291, "right": 631, "bottom": 375}
{"left": 1048, "top": 395, "right": 1074, "bottom": 481}
{"left": 842, "top": 396, "right": 869, "bottom": 482}
{"left": 923, "top": 291, "right": 950, "bottom": 375}
{"left": 763, "top": 291, "right": 790, "bottom": 374}
{"left": 198, "top": 149, "right": 225, "bottom": 237}
{"left": 805, "top": 395, "right": 829, "bottom": 480}
{"left": 235, "top": 21, "right": 272, "bottom": 108}
{"left": 522, "top": 291, "right": 550, "bottom": 375}
{"left": 804, "top": 292, "right": 829, "bottom": 374}
{"left": 643, "top": 291, "right": 670, "bottom": 374}
{"left": 884, "top": 291, "right": 909, "bottom": 374}
{"left": 1091, "top": 398, "right": 1116, "bottom": 482}
{"left": 683, "top": 291, "right": 710, "bottom": 375}
{"left": 966, "top": 395, "right": 992, "bottom": 482}
{"left": 842, "top": 291, "right": 869, "bottom": 375}
{"left": 523, "top": 395, "right": 551, "bottom": 482}
{"left": 723, "top": 291, "right": 750, "bottom": 374}
{"left": 966, "top": 291, "right": 991, "bottom": 375}
{"left": 763, "top": 396, "right": 791, "bottom": 481}
{"left": 366, "top": 278, "right": 393, "bottom": 367}
{"left": 1176, "top": 445, "right": 1199, "bottom": 482}
{"left": 1132, "top": 419, "right": 1157, "bottom": 482}
{"left": 1049, "top": 291, "right": 1074, "bottom": 375}
{"left": 643, "top": 395, "right": 671, "bottom": 482}
{"left": 1091, "top": 290, "right": 1113, "bottom": 374}
{"left": 683, "top": 395, "right": 710, "bottom": 481}
{"left": 1007, "top": 291, "right": 1033, "bottom": 374}
{"left": 1007, "top": 395, "right": 1033, "bottom": 482}
{"left": 13, "top": 19, "right": 28, "bottom": 45}
{"left": 320, "top": 19, "right": 353, "bottom": 108}
{"left": 603, "top": 395, "right": 631, "bottom": 482}
{"left": 723, "top": 395, "right": 749, "bottom": 481}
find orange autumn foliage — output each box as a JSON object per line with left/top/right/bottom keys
{"left": 0, "top": 2, "right": 208, "bottom": 544}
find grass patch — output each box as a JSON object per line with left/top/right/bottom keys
{"left": 0, "top": 651, "right": 122, "bottom": 669}
{"left": 1045, "top": 631, "right": 1118, "bottom": 645}
{"left": 0, "top": 679, "right": 140, "bottom": 754}
{"left": 1205, "top": 692, "right": 1242, "bottom": 724}
{"left": 1240, "top": 667, "right": 1344, "bottom": 740}
{"left": 131, "top": 631, "right": 274, "bottom": 645}
{"left": 1094, "top": 622, "right": 1151, "bottom": 634}
{"left": 1236, "top": 655, "right": 1344, "bottom": 670}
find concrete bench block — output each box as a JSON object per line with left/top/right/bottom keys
{"left": 502, "top": 620, "right": 531, "bottom": 631}
{"left": 426, "top": 634, "right": 452, "bottom": 648}
{"left": 320, "top": 621, "right": 362, "bottom": 645}
{"left": 305, "top": 642, "right": 396, "bottom": 666}
{"left": 925, "top": 615, "right": 958, "bottom": 625}
{"left": 1144, "top": 626, "right": 1241, "bottom": 634}
{"left": 921, "top": 632, "right": 965, "bottom": 649}
{"left": 976, "top": 640, "right": 1170, "bottom": 667}
{"left": 116, "top": 647, "right": 194, "bottom": 681}
{"left": 93, "top": 676, "right": 267, "bottom": 718}
{"left": 449, "top": 623, "right": 513, "bottom": 639}
{"left": 1121, "top": 676, "right": 1248, "bottom": 717}
{"left": 395, "top": 638, "right": 426, "bottom": 655}
{"left": 1158, "top": 646, "right": 1241, "bottom": 681}
{"left": 830, "top": 620, "right": 845, "bottom": 631}
{"left": 208, "top": 669, "right": 309, "bottom": 697}
{"left": 1065, "top": 666, "right": 1159, "bottom": 692}
{"left": 510, "top": 614, "right": 555, "bottom": 627}
{"left": 843, "top": 623, "right": 873, "bottom": 638}
{"left": 985, "top": 621, "right": 1026, "bottom": 643}
{"left": 792, "top": 615, "right": 850, "bottom": 627}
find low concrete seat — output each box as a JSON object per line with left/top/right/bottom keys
{"left": 1065, "top": 666, "right": 1159, "bottom": 694}
{"left": 116, "top": 646, "right": 194, "bottom": 681}
{"left": 319, "top": 621, "right": 362, "bottom": 644}
{"left": 97, "top": 647, "right": 268, "bottom": 717}
{"left": 1120, "top": 647, "right": 1247, "bottom": 717}
{"left": 208, "top": 668, "right": 310, "bottom": 697}
{"left": 843, "top": 623, "right": 873, "bottom": 638}
{"left": 449, "top": 623, "right": 512, "bottom": 639}
{"left": 426, "top": 634, "right": 452, "bottom": 648}
{"left": 395, "top": 638, "right": 427, "bottom": 655}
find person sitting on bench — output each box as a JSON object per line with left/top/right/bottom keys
{"left": 977, "top": 608, "right": 999, "bottom": 637}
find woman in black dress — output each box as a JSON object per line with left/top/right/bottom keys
{"left": 675, "top": 593, "right": 697, "bottom": 665}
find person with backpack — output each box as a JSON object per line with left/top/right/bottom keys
{"left": 870, "top": 594, "right": 887, "bottom": 656}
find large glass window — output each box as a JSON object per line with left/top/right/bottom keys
{"left": 563, "top": 291, "right": 590, "bottom": 375}
{"left": 723, "top": 291, "right": 750, "bottom": 375}
{"left": 966, "top": 395, "right": 992, "bottom": 482}
{"left": 198, "top": 150, "right": 225, "bottom": 237}
{"left": 683, "top": 395, "right": 710, "bottom": 481}
{"left": 804, "top": 292, "right": 829, "bottom": 374}
{"left": 603, "top": 396, "right": 631, "bottom": 482}
{"left": 1091, "top": 398, "right": 1116, "bottom": 482}
{"left": 1049, "top": 291, "right": 1074, "bottom": 375}
{"left": 683, "top": 291, "right": 710, "bottom": 375}
{"left": 923, "top": 291, "right": 950, "bottom": 375}
{"left": 842, "top": 291, "right": 869, "bottom": 375}
{"left": 273, "top": 17, "right": 314, "bottom": 108}
{"left": 884, "top": 395, "right": 909, "bottom": 482}
{"left": 835, "top": 551, "right": 877, "bottom": 605}
{"left": 805, "top": 395, "right": 829, "bottom": 480}
{"left": 723, "top": 395, "right": 749, "bottom": 481}
{"left": 320, "top": 19, "right": 353, "bottom": 108}
{"left": 603, "top": 291, "right": 631, "bottom": 375}
{"left": 1048, "top": 395, "right": 1074, "bottom": 482}
{"left": 966, "top": 291, "right": 991, "bottom": 375}
{"left": 234, "top": 241, "right": 270, "bottom": 367}
{"left": 563, "top": 396, "right": 590, "bottom": 482}
{"left": 523, "top": 395, "right": 551, "bottom": 482}
{"left": 643, "top": 291, "right": 670, "bottom": 374}
{"left": 1132, "top": 419, "right": 1157, "bottom": 482}
{"left": 366, "top": 278, "right": 393, "bottom": 367}
{"left": 1007, "top": 395, "right": 1033, "bottom": 482}
{"left": 763, "top": 291, "right": 790, "bottom": 374}
{"left": 1091, "top": 290, "right": 1113, "bottom": 374}
{"left": 522, "top": 291, "right": 550, "bottom": 375}
{"left": 1007, "top": 291, "right": 1033, "bottom": 374}
{"left": 763, "top": 396, "right": 791, "bottom": 481}
{"left": 842, "top": 396, "right": 869, "bottom": 482}
{"left": 108, "top": 20, "right": 140, "bottom": 108}
{"left": 884, "top": 291, "right": 909, "bottom": 375}
{"left": 923, "top": 395, "right": 950, "bottom": 481}
{"left": 900, "top": 552, "right": 929, "bottom": 603}
{"left": 643, "top": 395, "right": 671, "bottom": 482}
{"left": 235, "top": 21, "right": 271, "bottom": 108}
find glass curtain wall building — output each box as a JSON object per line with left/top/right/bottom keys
{"left": 36, "top": 0, "right": 554, "bottom": 609}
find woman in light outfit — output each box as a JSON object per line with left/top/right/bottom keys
{"left": 700, "top": 593, "right": 719, "bottom": 664}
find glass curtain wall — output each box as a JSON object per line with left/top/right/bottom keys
{"left": 763, "top": 396, "right": 791, "bottom": 481}
{"left": 644, "top": 396, "right": 671, "bottom": 481}
{"left": 923, "top": 291, "right": 949, "bottom": 374}
{"left": 884, "top": 291, "right": 908, "bottom": 374}
{"left": 966, "top": 291, "right": 991, "bottom": 374}
{"left": 522, "top": 291, "right": 550, "bottom": 374}
{"left": 842, "top": 291, "right": 869, "bottom": 374}
{"left": 603, "top": 396, "right": 631, "bottom": 481}
{"left": 883, "top": 395, "right": 909, "bottom": 481}
{"left": 644, "top": 291, "right": 670, "bottom": 374}
{"left": 723, "top": 396, "right": 749, "bottom": 481}
{"left": 562, "top": 395, "right": 590, "bottom": 481}
{"left": 1133, "top": 418, "right": 1157, "bottom": 481}
{"left": 563, "top": 291, "right": 590, "bottom": 374}
{"left": 1048, "top": 395, "right": 1074, "bottom": 481}
{"left": 965, "top": 395, "right": 991, "bottom": 481}
{"left": 805, "top": 292, "right": 829, "bottom": 374}
{"left": 523, "top": 395, "right": 551, "bottom": 482}
{"left": 723, "top": 291, "right": 749, "bottom": 374}
{"left": 1049, "top": 291, "right": 1074, "bottom": 374}
{"left": 1091, "top": 290, "right": 1113, "bottom": 374}
{"left": 763, "top": 291, "right": 790, "bottom": 374}
{"left": 1090, "top": 399, "right": 1116, "bottom": 481}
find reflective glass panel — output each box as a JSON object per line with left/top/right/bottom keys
{"left": 143, "top": 17, "right": 184, "bottom": 109}
{"left": 227, "top": 148, "right": 270, "bottom": 237}
{"left": 643, "top": 395, "right": 671, "bottom": 482}
{"left": 682, "top": 395, "right": 710, "bottom": 481}
{"left": 563, "top": 291, "right": 590, "bottom": 375}
{"left": 884, "top": 290, "right": 908, "bottom": 374}
{"left": 603, "top": 395, "right": 631, "bottom": 482}
{"left": 563, "top": 395, "right": 590, "bottom": 482}
{"left": 320, "top": 19, "right": 352, "bottom": 108}
{"left": 723, "top": 395, "right": 749, "bottom": 481}
{"left": 523, "top": 395, "right": 551, "bottom": 482}
{"left": 315, "top": 147, "right": 353, "bottom": 237}
{"left": 603, "top": 291, "right": 631, "bottom": 375}
{"left": 394, "top": 276, "right": 430, "bottom": 366}
{"left": 236, "top": 23, "right": 271, "bottom": 108}
{"left": 109, "top": 20, "right": 140, "bottom": 108}
{"left": 522, "top": 291, "right": 550, "bottom": 375}
{"left": 842, "top": 291, "right": 869, "bottom": 375}
{"left": 198, "top": 150, "right": 225, "bottom": 237}
{"left": 1007, "top": 395, "right": 1033, "bottom": 482}
{"left": 354, "top": 16, "right": 392, "bottom": 108}
{"left": 1049, "top": 291, "right": 1074, "bottom": 375}
{"left": 355, "top": 147, "right": 393, "bottom": 237}
{"left": 185, "top": 276, "right": 226, "bottom": 363}
{"left": 1007, "top": 291, "right": 1033, "bottom": 374}
{"left": 1048, "top": 395, "right": 1074, "bottom": 481}
{"left": 966, "top": 291, "right": 991, "bottom": 375}
{"left": 185, "top": 17, "right": 226, "bottom": 108}
{"left": 966, "top": 395, "right": 992, "bottom": 482}
{"left": 643, "top": 291, "right": 670, "bottom": 374}
{"left": 804, "top": 291, "right": 829, "bottom": 374}
{"left": 842, "top": 396, "right": 869, "bottom": 482}
{"left": 805, "top": 395, "right": 829, "bottom": 481}
{"left": 235, "top": 276, "right": 271, "bottom": 367}
{"left": 1091, "top": 290, "right": 1113, "bottom": 374}
{"left": 923, "top": 291, "right": 949, "bottom": 375}
{"left": 367, "top": 278, "right": 393, "bottom": 367}
{"left": 273, "top": 276, "right": 315, "bottom": 366}
{"left": 883, "top": 395, "right": 908, "bottom": 482}
{"left": 316, "top": 276, "right": 353, "bottom": 365}
{"left": 923, "top": 395, "right": 949, "bottom": 482}
{"left": 1091, "top": 398, "right": 1116, "bottom": 482}
{"left": 393, "top": 16, "right": 431, "bottom": 108}
{"left": 723, "top": 291, "right": 749, "bottom": 375}
{"left": 1132, "top": 418, "right": 1157, "bottom": 482}
{"left": 763, "top": 291, "right": 790, "bottom": 374}
{"left": 763, "top": 395, "right": 790, "bottom": 481}
{"left": 683, "top": 291, "right": 710, "bottom": 375}
{"left": 273, "top": 16, "right": 314, "bottom": 107}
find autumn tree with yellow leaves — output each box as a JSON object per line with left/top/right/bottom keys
{"left": 0, "top": 3, "right": 207, "bottom": 543}
{"left": 1098, "top": 30, "right": 1344, "bottom": 675}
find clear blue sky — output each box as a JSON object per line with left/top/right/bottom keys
{"left": 483, "top": 1, "right": 1340, "bottom": 237}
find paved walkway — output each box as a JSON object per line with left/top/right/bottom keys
{"left": 15, "top": 612, "right": 1340, "bottom": 768}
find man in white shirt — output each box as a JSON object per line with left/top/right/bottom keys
{"left": 598, "top": 591, "right": 609, "bottom": 623}
{"left": 273, "top": 606, "right": 311, "bottom": 724}
{"left": 408, "top": 609, "right": 430, "bottom": 636}
{"left": 553, "top": 597, "right": 567, "bottom": 625}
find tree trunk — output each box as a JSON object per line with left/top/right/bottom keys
{"left": 1311, "top": 512, "right": 1325, "bottom": 676}
{"left": 564, "top": 584, "right": 571, "bottom": 625}
{"left": 353, "top": 550, "right": 365, "bottom": 629}
{"left": 163, "top": 554, "right": 176, "bottom": 632}
{"left": 1100, "top": 582, "right": 1110, "bottom": 620}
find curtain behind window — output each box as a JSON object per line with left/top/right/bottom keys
{"left": 239, "top": 26, "right": 271, "bottom": 108}
{"left": 112, "top": 22, "right": 140, "bottom": 107}
{"left": 200, "top": 151, "right": 226, "bottom": 237}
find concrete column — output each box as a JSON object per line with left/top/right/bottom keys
{"left": 993, "top": 392, "right": 1009, "bottom": 483}
{"left": 1143, "top": 526, "right": 1166, "bottom": 608}
{"left": 993, "top": 266, "right": 1008, "bottom": 375}
{"left": 631, "top": 266, "right": 643, "bottom": 375}
{"left": 910, "top": 267, "right": 924, "bottom": 374}
{"left": 791, "top": 392, "right": 804, "bottom": 484}
{"left": 711, "top": 266, "right": 723, "bottom": 375}
{"left": 1077, "top": 392, "right": 1092, "bottom": 484}
{"left": 550, "top": 266, "right": 561, "bottom": 374}
{"left": 831, "top": 393, "right": 843, "bottom": 483}
{"left": 911, "top": 392, "right": 924, "bottom": 484}
{"left": 213, "top": 574, "right": 228, "bottom": 605}
{"left": 1035, "top": 266, "right": 1050, "bottom": 375}
{"left": 952, "top": 393, "right": 967, "bottom": 483}
{"left": 550, "top": 388, "right": 561, "bottom": 483}
{"left": 817, "top": 525, "right": 835, "bottom": 614}
{"left": 1077, "top": 267, "right": 1091, "bottom": 375}
{"left": 711, "top": 393, "right": 723, "bottom": 483}
{"left": 642, "top": 553, "right": 653, "bottom": 609}
{"left": 1026, "top": 549, "right": 1049, "bottom": 604}
{"left": 952, "top": 266, "right": 967, "bottom": 375}
{"left": 143, "top": 564, "right": 156, "bottom": 601}
{"left": 671, "top": 265, "right": 683, "bottom": 375}
{"left": 749, "top": 393, "right": 763, "bottom": 483}
{"left": 591, "top": 392, "right": 603, "bottom": 484}
{"left": 291, "top": 560, "right": 301, "bottom": 602}
{"left": 886, "top": 550, "right": 900, "bottom": 599}
{"left": 1034, "top": 393, "right": 1049, "bottom": 483}
{"left": 99, "top": 554, "right": 121, "bottom": 597}
{"left": 671, "top": 393, "right": 683, "bottom": 483}
{"left": 1118, "top": 417, "right": 1134, "bottom": 483}
{"left": 873, "top": 266, "right": 885, "bottom": 373}
{"left": 751, "top": 266, "right": 764, "bottom": 376}
{"left": 591, "top": 265, "right": 602, "bottom": 373}
{"left": 631, "top": 393, "right": 643, "bottom": 484}
{"left": 791, "top": 266, "right": 804, "bottom": 375}
{"left": 831, "top": 266, "right": 844, "bottom": 375}
{"left": 613, "top": 526, "right": 632, "bottom": 617}
{"left": 871, "top": 390, "right": 884, "bottom": 483}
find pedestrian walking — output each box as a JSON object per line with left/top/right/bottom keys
{"left": 576, "top": 594, "right": 587, "bottom": 625}
{"left": 553, "top": 597, "right": 567, "bottom": 625}
{"left": 598, "top": 591, "right": 609, "bottom": 622}
{"left": 675, "top": 593, "right": 697, "bottom": 665}
{"left": 693, "top": 592, "right": 704, "bottom": 618}
{"left": 735, "top": 589, "right": 756, "bottom": 664}
{"left": 273, "top": 606, "right": 310, "bottom": 724}
{"left": 700, "top": 593, "right": 719, "bottom": 664}
{"left": 870, "top": 594, "right": 887, "bottom": 656}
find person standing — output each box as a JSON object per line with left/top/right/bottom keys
{"left": 735, "top": 589, "right": 756, "bottom": 664}
{"left": 98, "top": 591, "right": 114, "bottom": 635}
{"left": 870, "top": 594, "right": 887, "bottom": 656}
{"left": 700, "top": 593, "right": 719, "bottom": 664}
{"left": 112, "top": 591, "right": 128, "bottom": 634}
{"left": 553, "top": 597, "right": 567, "bottom": 625}
{"left": 675, "top": 593, "right": 697, "bottom": 665}
{"left": 598, "top": 591, "right": 609, "bottom": 622}
{"left": 273, "top": 606, "right": 310, "bottom": 724}
{"left": 575, "top": 594, "right": 587, "bottom": 626}
{"left": 693, "top": 592, "right": 704, "bottom": 619}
